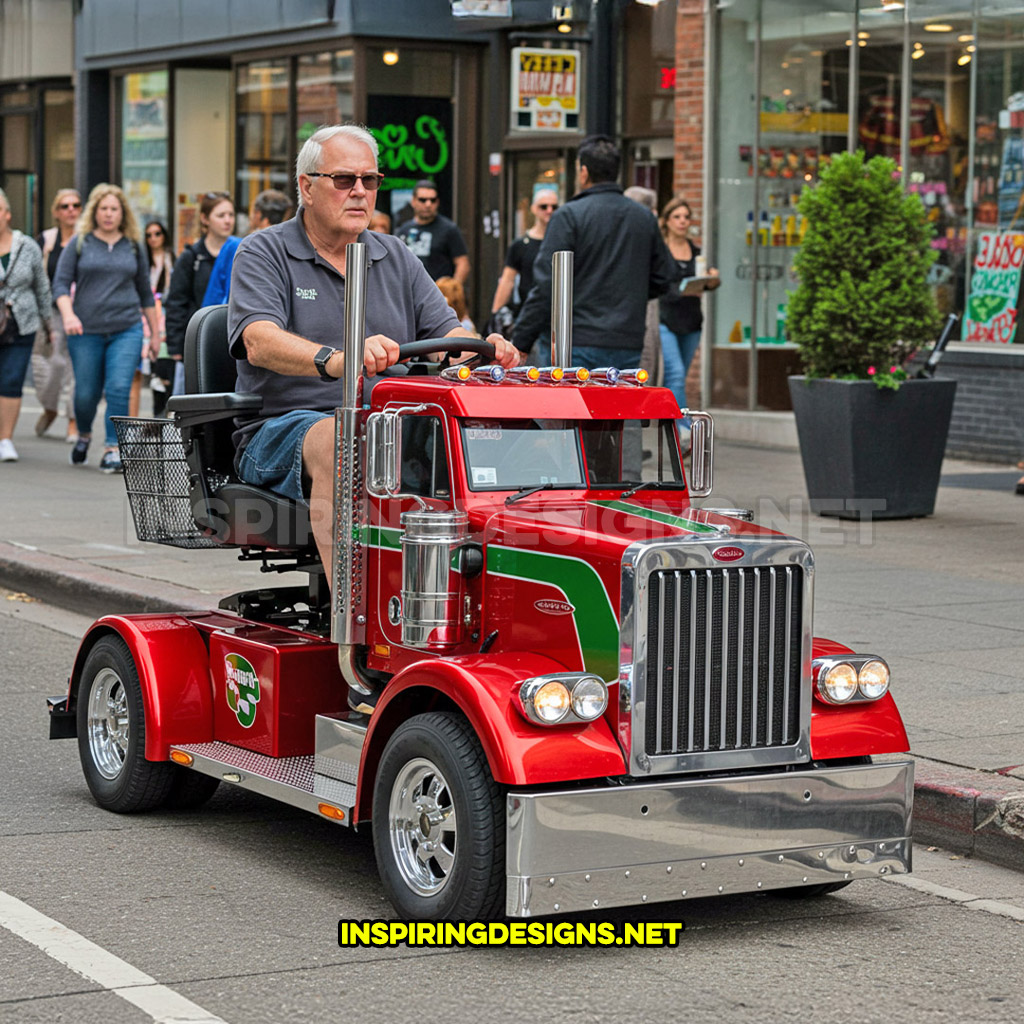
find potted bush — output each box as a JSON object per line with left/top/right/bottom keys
{"left": 786, "top": 150, "right": 954, "bottom": 519}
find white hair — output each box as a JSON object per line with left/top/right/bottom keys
{"left": 295, "top": 124, "right": 380, "bottom": 208}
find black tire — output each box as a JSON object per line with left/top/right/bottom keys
{"left": 166, "top": 768, "right": 221, "bottom": 810}
{"left": 76, "top": 635, "right": 175, "bottom": 813}
{"left": 372, "top": 712, "right": 505, "bottom": 921}
{"left": 770, "top": 880, "right": 853, "bottom": 899}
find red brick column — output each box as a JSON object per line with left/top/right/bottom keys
{"left": 675, "top": 0, "right": 707, "bottom": 409}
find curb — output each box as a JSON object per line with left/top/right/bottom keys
{"left": 912, "top": 759, "right": 1024, "bottom": 872}
{"left": 3, "top": 540, "right": 1023, "bottom": 874}
{"left": 0, "top": 541, "right": 216, "bottom": 620}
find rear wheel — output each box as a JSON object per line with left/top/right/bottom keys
{"left": 372, "top": 712, "right": 505, "bottom": 921}
{"left": 77, "top": 635, "right": 175, "bottom": 812}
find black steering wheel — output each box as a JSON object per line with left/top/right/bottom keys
{"left": 395, "top": 337, "right": 496, "bottom": 369}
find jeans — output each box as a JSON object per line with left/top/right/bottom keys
{"left": 0, "top": 332, "right": 36, "bottom": 398}
{"left": 659, "top": 324, "right": 701, "bottom": 415}
{"left": 236, "top": 409, "right": 329, "bottom": 504}
{"left": 67, "top": 324, "right": 144, "bottom": 447}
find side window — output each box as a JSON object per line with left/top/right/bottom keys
{"left": 400, "top": 416, "right": 451, "bottom": 499}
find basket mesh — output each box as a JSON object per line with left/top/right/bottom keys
{"left": 114, "top": 417, "right": 221, "bottom": 549}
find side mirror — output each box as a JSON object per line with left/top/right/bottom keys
{"left": 366, "top": 404, "right": 429, "bottom": 502}
{"left": 687, "top": 411, "right": 714, "bottom": 498}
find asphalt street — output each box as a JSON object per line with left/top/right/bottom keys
{"left": 1, "top": 597, "right": 1023, "bottom": 1024}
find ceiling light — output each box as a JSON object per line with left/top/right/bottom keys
{"left": 382, "top": 49, "right": 399, "bottom": 66}
{"left": 858, "top": 31, "right": 870, "bottom": 39}
{"left": 924, "top": 23, "right": 953, "bottom": 32}
{"left": 958, "top": 53, "right": 972, "bottom": 65}
{"left": 557, "top": 21, "right": 572, "bottom": 31}
{"left": 858, "top": 39, "right": 867, "bottom": 46}
{"left": 958, "top": 34, "right": 974, "bottom": 42}
{"left": 967, "top": 44, "right": 976, "bottom": 52}
{"left": 912, "top": 48, "right": 925, "bottom": 59}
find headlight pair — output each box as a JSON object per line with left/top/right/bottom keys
{"left": 517, "top": 674, "right": 608, "bottom": 726}
{"left": 813, "top": 656, "right": 890, "bottom": 705}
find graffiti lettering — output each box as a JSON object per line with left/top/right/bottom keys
{"left": 371, "top": 116, "right": 449, "bottom": 182}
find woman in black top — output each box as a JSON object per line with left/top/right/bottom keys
{"left": 658, "top": 197, "right": 720, "bottom": 418}
{"left": 164, "top": 191, "right": 236, "bottom": 367}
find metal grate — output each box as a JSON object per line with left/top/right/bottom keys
{"left": 644, "top": 566, "right": 802, "bottom": 756}
{"left": 114, "top": 417, "right": 220, "bottom": 549}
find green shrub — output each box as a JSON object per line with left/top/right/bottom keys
{"left": 787, "top": 150, "right": 941, "bottom": 382}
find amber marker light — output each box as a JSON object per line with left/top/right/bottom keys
{"left": 509, "top": 366, "right": 541, "bottom": 382}
{"left": 318, "top": 803, "right": 347, "bottom": 821}
{"left": 572, "top": 367, "right": 591, "bottom": 382}
{"left": 539, "top": 366, "right": 565, "bottom": 382}
{"left": 169, "top": 749, "right": 193, "bottom": 766}
{"left": 457, "top": 365, "right": 471, "bottom": 380}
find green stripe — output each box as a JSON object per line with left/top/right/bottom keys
{"left": 589, "top": 498, "right": 719, "bottom": 534}
{"left": 360, "top": 525, "right": 402, "bottom": 549}
{"left": 486, "top": 545, "right": 618, "bottom": 682}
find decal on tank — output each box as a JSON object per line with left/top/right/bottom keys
{"left": 224, "top": 653, "right": 261, "bottom": 728}
{"left": 486, "top": 545, "right": 618, "bottom": 682}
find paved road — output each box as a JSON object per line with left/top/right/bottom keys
{"left": 1, "top": 595, "right": 1022, "bottom": 1024}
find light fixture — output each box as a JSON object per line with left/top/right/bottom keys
{"left": 958, "top": 53, "right": 972, "bottom": 65}
{"left": 912, "top": 47, "right": 925, "bottom": 59}
{"left": 958, "top": 34, "right": 975, "bottom": 42}
{"left": 783, "top": 88, "right": 792, "bottom": 96}
{"left": 924, "top": 23, "right": 953, "bottom": 32}
{"left": 858, "top": 30, "right": 870, "bottom": 39}
{"left": 859, "top": 39, "right": 866, "bottom": 46}
{"left": 557, "top": 21, "right": 572, "bottom": 32}
{"left": 967, "top": 44, "right": 976, "bottom": 52}
{"left": 382, "top": 49, "right": 399, "bottom": 66}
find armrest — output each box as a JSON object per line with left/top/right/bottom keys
{"left": 168, "top": 392, "right": 263, "bottom": 430}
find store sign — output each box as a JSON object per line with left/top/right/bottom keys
{"left": 511, "top": 47, "right": 581, "bottom": 132}
{"left": 964, "top": 232, "right": 1024, "bottom": 344}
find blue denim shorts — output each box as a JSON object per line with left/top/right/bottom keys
{"left": 236, "top": 409, "right": 330, "bottom": 504}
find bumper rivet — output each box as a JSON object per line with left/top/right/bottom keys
{"left": 802, "top": 876, "right": 808, "bottom": 883}
{"left": 778, "top": 855, "right": 784, "bottom": 863}
{"left": 700, "top": 861, "right": 707, "bottom": 870}
{"left": 585, "top": 874, "right": 591, "bottom": 882}
{"left": 879, "top": 866, "right": 889, "bottom": 874}
{"left": 818, "top": 851, "right": 824, "bottom": 859}
{"left": 666, "top": 866, "right": 672, "bottom": 874}
{"left": 548, "top": 878, "right": 555, "bottom": 886}
{"left": 756, "top": 881, "right": 763, "bottom": 888}
{"left": 624, "top": 870, "right": 630, "bottom": 878}
{"left": 681, "top": 890, "right": 687, "bottom": 897}
{"left": 844, "top": 872, "right": 851, "bottom": 880}
{"left": 737, "top": 858, "right": 744, "bottom": 867}
{"left": 849, "top": 845, "right": 856, "bottom": 855}
{"left": 554, "top": 903, "right": 560, "bottom": 911}
{"left": 642, "top": 894, "right": 648, "bottom": 902}
{"left": 593, "top": 900, "right": 599, "bottom": 908}
{"left": 718, "top": 885, "right": 724, "bottom": 893}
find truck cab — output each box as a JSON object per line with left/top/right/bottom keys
{"left": 49, "top": 245, "right": 913, "bottom": 922}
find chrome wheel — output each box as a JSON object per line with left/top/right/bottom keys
{"left": 388, "top": 756, "right": 458, "bottom": 897}
{"left": 87, "top": 667, "right": 129, "bottom": 780}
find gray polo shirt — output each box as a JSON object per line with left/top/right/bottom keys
{"left": 228, "top": 211, "right": 459, "bottom": 444}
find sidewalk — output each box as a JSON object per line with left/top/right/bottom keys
{"left": 2, "top": 389, "right": 1023, "bottom": 870}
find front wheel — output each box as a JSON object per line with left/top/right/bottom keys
{"left": 372, "top": 712, "right": 505, "bottom": 921}
{"left": 76, "top": 635, "right": 175, "bottom": 812}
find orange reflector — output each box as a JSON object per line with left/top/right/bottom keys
{"left": 169, "top": 749, "right": 193, "bottom": 766}
{"left": 575, "top": 367, "right": 591, "bottom": 382}
{"left": 457, "top": 365, "right": 471, "bottom": 380}
{"left": 526, "top": 366, "right": 540, "bottom": 381}
{"left": 636, "top": 368, "right": 649, "bottom": 383}
{"left": 551, "top": 367, "right": 564, "bottom": 381}
{"left": 373, "top": 643, "right": 390, "bottom": 658}
{"left": 318, "top": 803, "right": 346, "bottom": 821}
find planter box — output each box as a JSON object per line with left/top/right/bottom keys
{"left": 788, "top": 376, "right": 957, "bottom": 520}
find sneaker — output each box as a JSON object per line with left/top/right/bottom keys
{"left": 70, "top": 438, "right": 90, "bottom": 466}
{"left": 0, "top": 438, "right": 18, "bottom": 462}
{"left": 65, "top": 432, "right": 79, "bottom": 444}
{"left": 99, "top": 449, "right": 123, "bottom": 474}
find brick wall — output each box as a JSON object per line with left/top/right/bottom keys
{"left": 929, "top": 349, "right": 1024, "bottom": 464}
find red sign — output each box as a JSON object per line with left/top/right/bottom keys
{"left": 659, "top": 67, "right": 676, "bottom": 91}
{"left": 712, "top": 547, "right": 744, "bottom": 563}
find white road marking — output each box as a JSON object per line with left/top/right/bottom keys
{"left": 0, "top": 890, "right": 229, "bottom": 1023}
{"left": 885, "top": 874, "right": 1024, "bottom": 921}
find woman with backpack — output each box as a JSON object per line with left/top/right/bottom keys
{"left": 164, "top": 191, "right": 237, "bottom": 389}
{"left": 53, "top": 183, "right": 160, "bottom": 473}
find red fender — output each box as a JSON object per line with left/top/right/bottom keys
{"left": 809, "top": 636, "right": 910, "bottom": 759}
{"left": 356, "top": 652, "right": 627, "bottom": 820}
{"left": 70, "top": 614, "right": 221, "bottom": 761}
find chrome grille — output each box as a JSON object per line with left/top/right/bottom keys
{"left": 644, "top": 566, "right": 802, "bottom": 756}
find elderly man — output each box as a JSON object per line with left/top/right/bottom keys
{"left": 227, "top": 124, "right": 517, "bottom": 570}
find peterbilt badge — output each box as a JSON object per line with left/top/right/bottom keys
{"left": 712, "top": 546, "right": 744, "bottom": 562}
{"left": 534, "top": 599, "right": 575, "bottom": 615}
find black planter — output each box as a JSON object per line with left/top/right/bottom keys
{"left": 788, "top": 376, "right": 957, "bottom": 520}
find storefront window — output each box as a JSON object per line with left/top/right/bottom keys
{"left": 121, "top": 71, "right": 169, "bottom": 228}
{"left": 236, "top": 59, "right": 290, "bottom": 218}
{"left": 296, "top": 50, "right": 354, "bottom": 146}
{"left": 510, "top": 153, "right": 568, "bottom": 239}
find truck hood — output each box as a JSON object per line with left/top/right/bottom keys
{"left": 480, "top": 497, "right": 785, "bottom": 683}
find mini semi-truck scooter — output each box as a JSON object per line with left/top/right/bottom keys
{"left": 48, "top": 245, "right": 913, "bottom": 921}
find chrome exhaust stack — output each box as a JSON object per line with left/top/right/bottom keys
{"left": 332, "top": 242, "right": 370, "bottom": 692}
{"left": 550, "top": 250, "right": 573, "bottom": 368}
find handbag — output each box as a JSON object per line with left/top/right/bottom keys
{"left": 0, "top": 242, "right": 23, "bottom": 343}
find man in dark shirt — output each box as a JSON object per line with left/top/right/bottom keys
{"left": 512, "top": 136, "right": 679, "bottom": 369}
{"left": 395, "top": 179, "right": 470, "bottom": 284}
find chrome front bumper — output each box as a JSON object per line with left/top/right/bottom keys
{"left": 505, "top": 760, "right": 913, "bottom": 917}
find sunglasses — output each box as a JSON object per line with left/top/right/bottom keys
{"left": 146, "top": 230, "right": 165, "bottom": 238}
{"left": 307, "top": 172, "right": 385, "bottom": 191}
{"left": 58, "top": 202, "right": 82, "bottom": 210}
{"left": 537, "top": 203, "right": 558, "bottom": 210}
{"left": 414, "top": 194, "right": 439, "bottom": 203}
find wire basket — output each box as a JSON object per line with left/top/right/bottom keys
{"left": 113, "top": 417, "right": 221, "bottom": 549}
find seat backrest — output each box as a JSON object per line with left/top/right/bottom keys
{"left": 185, "top": 304, "right": 234, "bottom": 395}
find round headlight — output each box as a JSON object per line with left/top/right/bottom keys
{"left": 822, "top": 663, "right": 858, "bottom": 703}
{"left": 858, "top": 660, "right": 890, "bottom": 699}
{"left": 533, "top": 680, "right": 571, "bottom": 723}
{"left": 571, "top": 677, "right": 608, "bottom": 721}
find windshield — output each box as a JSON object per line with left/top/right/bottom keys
{"left": 460, "top": 418, "right": 683, "bottom": 491}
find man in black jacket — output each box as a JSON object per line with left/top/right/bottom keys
{"left": 512, "top": 135, "right": 679, "bottom": 368}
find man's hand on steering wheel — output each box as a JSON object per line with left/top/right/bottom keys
{"left": 364, "top": 334, "right": 402, "bottom": 376}
{"left": 482, "top": 333, "right": 521, "bottom": 369}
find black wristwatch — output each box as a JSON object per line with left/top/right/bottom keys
{"left": 313, "top": 345, "right": 339, "bottom": 381}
